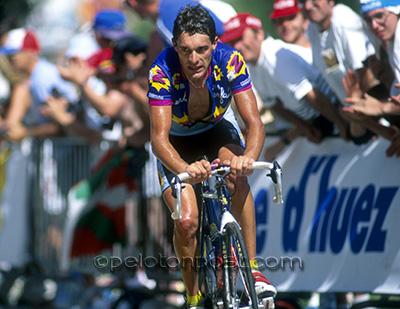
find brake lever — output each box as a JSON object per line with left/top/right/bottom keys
{"left": 267, "top": 161, "right": 283, "bottom": 204}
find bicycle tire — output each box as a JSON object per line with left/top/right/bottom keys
{"left": 223, "top": 221, "right": 259, "bottom": 309}
{"left": 198, "top": 233, "right": 219, "bottom": 309}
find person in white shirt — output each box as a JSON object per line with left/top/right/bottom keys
{"left": 220, "top": 13, "right": 348, "bottom": 160}
{"left": 266, "top": 0, "right": 338, "bottom": 159}
{"left": 298, "top": 0, "right": 380, "bottom": 145}
{"left": 342, "top": 0, "right": 400, "bottom": 157}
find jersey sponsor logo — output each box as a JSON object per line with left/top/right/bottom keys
{"left": 149, "top": 65, "right": 171, "bottom": 92}
{"left": 148, "top": 93, "right": 165, "bottom": 100}
{"left": 226, "top": 51, "right": 247, "bottom": 82}
{"left": 172, "top": 73, "right": 181, "bottom": 90}
{"left": 213, "top": 65, "right": 223, "bottom": 81}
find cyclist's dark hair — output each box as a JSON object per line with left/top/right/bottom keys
{"left": 172, "top": 4, "right": 216, "bottom": 44}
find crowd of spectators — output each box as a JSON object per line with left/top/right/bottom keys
{"left": 0, "top": 0, "right": 399, "bottom": 307}
{"left": 0, "top": 0, "right": 398, "bottom": 176}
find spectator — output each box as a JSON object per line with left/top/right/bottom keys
{"left": 0, "top": 28, "right": 79, "bottom": 141}
{"left": 220, "top": 13, "right": 348, "bottom": 161}
{"left": 39, "top": 33, "right": 106, "bottom": 145}
{"left": 343, "top": 0, "right": 400, "bottom": 115}
{"left": 341, "top": 0, "right": 400, "bottom": 157}
{"left": 92, "top": 9, "right": 133, "bottom": 49}
{"left": 270, "top": 0, "right": 311, "bottom": 51}
{"left": 57, "top": 34, "right": 149, "bottom": 149}
{"left": 298, "top": 0, "right": 381, "bottom": 145}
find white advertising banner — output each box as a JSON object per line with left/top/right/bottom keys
{"left": 251, "top": 137, "right": 400, "bottom": 293}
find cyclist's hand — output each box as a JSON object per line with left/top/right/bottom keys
{"left": 185, "top": 159, "right": 214, "bottom": 183}
{"left": 225, "top": 155, "right": 254, "bottom": 176}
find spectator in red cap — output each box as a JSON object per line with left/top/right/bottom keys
{"left": 220, "top": 13, "right": 349, "bottom": 161}
{"left": 270, "top": 0, "right": 310, "bottom": 54}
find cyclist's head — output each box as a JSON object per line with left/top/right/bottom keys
{"left": 172, "top": 4, "right": 216, "bottom": 45}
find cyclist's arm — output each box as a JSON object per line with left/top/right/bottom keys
{"left": 150, "top": 104, "right": 212, "bottom": 180}
{"left": 232, "top": 88, "right": 265, "bottom": 161}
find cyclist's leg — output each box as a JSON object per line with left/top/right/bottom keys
{"left": 162, "top": 185, "right": 202, "bottom": 301}
{"left": 218, "top": 145, "right": 277, "bottom": 302}
{"left": 217, "top": 144, "right": 256, "bottom": 258}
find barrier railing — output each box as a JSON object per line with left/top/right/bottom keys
{"left": 3, "top": 137, "right": 173, "bottom": 276}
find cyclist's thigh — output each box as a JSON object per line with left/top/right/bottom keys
{"left": 162, "top": 184, "right": 199, "bottom": 217}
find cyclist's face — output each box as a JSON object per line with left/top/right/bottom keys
{"left": 363, "top": 9, "right": 399, "bottom": 43}
{"left": 226, "top": 28, "right": 263, "bottom": 65}
{"left": 273, "top": 13, "right": 308, "bottom": 44}
{"left": 174, "top": 32, "right": 217, "bottom": 82}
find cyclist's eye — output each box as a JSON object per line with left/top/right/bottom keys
{"left": 197, "top": 47, "right": 208, "bottom": 53}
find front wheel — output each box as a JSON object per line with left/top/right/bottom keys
{"left": 223, "top": 221, "right": 259, "bottom": 309}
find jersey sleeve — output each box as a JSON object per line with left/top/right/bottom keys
{"left": 223, "top": 48, "right": 252, "bottom": 94}
{"left": 147, "top": 62, "right": 173, "bottom": 105}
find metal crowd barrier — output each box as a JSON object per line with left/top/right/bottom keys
{"left": 25, "top": 137, "right": 172, "bottom": 277}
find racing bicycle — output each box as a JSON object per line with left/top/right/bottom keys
{"left": 171, "top": 161, "right": 283, "bottom": 309}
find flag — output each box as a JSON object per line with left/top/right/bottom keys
{"left": 62, "top": 148, "right": 139, "bottom": 264}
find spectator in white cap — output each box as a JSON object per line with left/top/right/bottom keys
{"left": 341, "top": 0, "right": 400, "bottom": 157}
{"left": 220, "top": 13, "right": 349, "bottom": 161}
{"left": 0, "top": 28, "right": 78, "bottom": 141}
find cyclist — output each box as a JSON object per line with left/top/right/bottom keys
{"left": 147, "top": 4, "right": 276, "bottom": 308}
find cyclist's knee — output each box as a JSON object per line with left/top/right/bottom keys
{"left": 175, "top": 215, "right": 199, "bottom": 241}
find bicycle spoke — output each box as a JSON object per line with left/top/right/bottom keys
{"left": 224, "top": 221, "right": 259, "bottom": 309}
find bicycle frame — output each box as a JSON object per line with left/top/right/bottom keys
{"left": 171, "top": 161, "right": 283, "bottom": 308}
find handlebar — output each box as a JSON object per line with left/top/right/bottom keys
{"left": 170, "top": 161, "right": 283, "bottom": 220}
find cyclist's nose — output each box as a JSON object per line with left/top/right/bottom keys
{"left": 188, "top": 51, "right": 199, "bottom": 64}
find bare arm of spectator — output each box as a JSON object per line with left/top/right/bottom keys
{"left": 58, "top": 59, "right": 125, "bottom": 117}
{"left": 4, "top": 79, "right": 31, "bottom": 125}
{"left": 344, "top": 93, "right": 400, "bottom": 116}
{"left": 5, "top": 122, "right": 62, "bottom": 141}
{"left": 390, "top": 83, "right": 400, "bottom": 106}
{"left": 40, "top": 96, "right": 102, "bottom": 144}
{"left": 341, "top": 107, "right": 396, "bottom": 141}
{"left": 304, "top": 88, "right": 349, "bottom": 141}
{"left": 386, "top": 131, "right": 400, "bottom": 157}
{"left": 263, "top": 126, "right": 302, "bottom": 162}
{"left": 357, "top": 66, "right": 380, "bottom": 94}
{"left": 271, "top": 99, "right": 323, "bottom": 144}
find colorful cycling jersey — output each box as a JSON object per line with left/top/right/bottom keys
{"left": 147, "top": 42, "right": 252, "bottom": 136}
